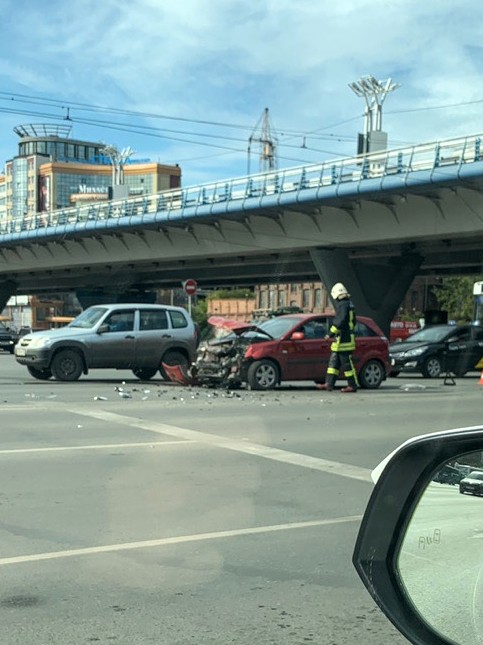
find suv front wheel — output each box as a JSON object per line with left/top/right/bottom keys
{"left": 159, "top": 350, "right": 190, "bottom": 380}
{"left": 51, "top": 349, "right": 84, "bottom": 381}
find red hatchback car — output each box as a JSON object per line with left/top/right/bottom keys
{"left": 240, "top": 313, "right": 390, "bottom": 390}
{"left": 170, "top": 313, "right": 391, "bottom": 391}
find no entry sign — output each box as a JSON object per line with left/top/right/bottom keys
{"left": 182, "top": 279, "right": 198, "bottom": 296}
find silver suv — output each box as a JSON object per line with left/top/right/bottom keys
{"left": 15, "top": 303, "right": 198, "bottom": 382}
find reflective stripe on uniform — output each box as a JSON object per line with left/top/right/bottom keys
{"left": 331, "top": 337, "right": 356, "bottom": 352}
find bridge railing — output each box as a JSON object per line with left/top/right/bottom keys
{"left": 2, "top": 132, "right": 482, "bottom": 237}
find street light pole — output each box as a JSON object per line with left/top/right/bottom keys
{"left": 348, "top": 76, "right": 400, "bottom": 155}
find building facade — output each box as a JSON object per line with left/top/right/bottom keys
{"left": 0, "top": 124, "right": 181, "bottom": 231}
{"left": 255, "top": 276, "right": 442, "bottom": 319}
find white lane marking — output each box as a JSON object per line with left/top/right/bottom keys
{"left": 0, "top": 515, "right": 362, "bottom": 567}
{"left": 0, "top": 440, "right": 192, "bottom": 455}
{"left": 68, "top": 409, "right": 372, "bottom": 482}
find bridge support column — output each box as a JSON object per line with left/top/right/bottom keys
{"left": 0, "top": 280, "right": 17, "bottom": 314}
{"left": 310, "top": 248, "right": 423, "bottom": 336}
{"left": 76, "top": 288, "right": 157, "bottom": 309}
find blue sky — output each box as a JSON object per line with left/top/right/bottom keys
{"left": 1, "top": 0, "right": 483, "bottom": 186}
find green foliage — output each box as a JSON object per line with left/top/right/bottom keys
{"left": 207, "top": 288, "right": 254, "bottom": 300}
{"left": 432, "top": 276, "right": 480, "bottom": 322}
{"left": 191, "top": 298, "right": 208, "bottom": 332}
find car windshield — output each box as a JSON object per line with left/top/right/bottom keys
{"left": 468, "top": 472, "right": 483, "bottom": 481}
{"left": 257, "top": 316, "right": 301, "bottom": 339}
{"left": 68, "top": 307, "right": 108, "bottom": 328}
{"left": 403, "top": 326, "right": 455, "bottom": 343}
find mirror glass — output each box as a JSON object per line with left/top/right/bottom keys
{"left": 398, "top": 450, "right": 483, "bottom": 645}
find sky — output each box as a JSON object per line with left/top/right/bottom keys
{"left": 1, "top": 0, "right": 483, "bottom": 187}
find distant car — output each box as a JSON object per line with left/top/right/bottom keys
{"left": 459, "top": 471, "right": 483, "bottom": 496}
{"left": 389, "top": 323, "right": 483, "bottom": 378}
{"left": 167, "top": 313, "right": 390, "bottom": 390}
{"left": 14, "top": 303, "right": 198, "bottom": 381}
{"left": 0, "top": 322, "right": 19, "bottom": 354}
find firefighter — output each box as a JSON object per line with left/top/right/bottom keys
{"left": 317, "top": 282, "right": 358, "bottom": 393}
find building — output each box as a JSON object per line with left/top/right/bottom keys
{"left": 255, "top": 276, "right": 442, "bottom": 319}
{"left": 256, "top": 282, "right": 331, "bottom": 313}
{"left": 0, "top": 123, "right": 181, "bottom": 231}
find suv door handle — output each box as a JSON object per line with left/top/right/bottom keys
{"left": 125, "top": 335, "right": 135, "bottom": 339}
{"left": 162, "top": 334, "right": 172, "bottom": 338}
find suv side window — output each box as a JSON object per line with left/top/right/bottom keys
{"left": 104, "top": 310, "right": 135, "bottom": 333}
{"left": 139, "top": 309, "right": 168, "bottom": 331}
{"left": 169, "top": 310, "right": 188, "bottom": 329}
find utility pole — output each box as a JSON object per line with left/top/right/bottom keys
{"left": 247, "top": 108, "right": 278, "bottom": 174}
{"left": 348, "top": 76, "right": 400, "bottom": 155}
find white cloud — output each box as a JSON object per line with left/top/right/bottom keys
{"left": 1, "top": 0, "right": 483, "bottom": 184}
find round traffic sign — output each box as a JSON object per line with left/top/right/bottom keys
{"left": 183, "top": 279, "right": 198, "bottom": 296}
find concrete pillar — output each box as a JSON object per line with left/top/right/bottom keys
{"left": 310, "top": 248, "right": 423, "bottom": 336}
{"left": 0, "top": 280, "right": 17, "bottom": 314}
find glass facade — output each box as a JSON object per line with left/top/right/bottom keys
{"left": 11, "top": 158, "right": 28, "bottom": 218}
{"left": 18, "top": 138, "right": 104, "bottom": 163}
{"left": 54, "top": 172, "right": 111, "bottom": 209}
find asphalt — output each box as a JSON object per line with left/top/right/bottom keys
{"left": 0, "top": 353, "right": 481, "bottom": 644}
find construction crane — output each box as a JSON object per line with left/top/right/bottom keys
{"left": 247, "top": 107, "right": 278, "bottom": 174}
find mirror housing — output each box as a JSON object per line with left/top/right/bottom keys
{"left": 291, "top": 331, "right": 305, "bottom": 340}
{"left": 97, "top": 324, "right": 109, "bottom": 334}
{"left": 353, "top": 425, "right": 483, "bottom": 645}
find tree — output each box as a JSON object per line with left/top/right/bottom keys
{"left": 207, "top": 288, "right": 254, "bottom": 300}
{"left": 432, "top": 276, "right": 480, "bottom": 322}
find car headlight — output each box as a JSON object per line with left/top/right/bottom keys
{"left": 404, "top": 346, "right": 427, "bottom": 357}
{"left": 27, "top": 336, "right": 53, "bottom": 349}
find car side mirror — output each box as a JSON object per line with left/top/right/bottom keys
{"left": 97, "top": 324, "right": 109, "bottom": 334}
{"left": 291, "top": 331, "right": 305, "bottom": 340}
{"left": 353, "top": 425, "right": 483, "bottom": 645}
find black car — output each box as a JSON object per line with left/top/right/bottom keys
{"left": 0, "top": 322, "right": 19, "bottom": 354}
{"left": 389, "top": 323, "right": 483, "bottom": 378}
{"left": 459, "top": 470, "right": 483, "bottom": 496}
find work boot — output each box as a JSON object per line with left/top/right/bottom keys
{"left": 316, "top": 383, "right": 333, "bottom": 391}
{"left": 341, "top": 386, "right": 357, "bottom": 393}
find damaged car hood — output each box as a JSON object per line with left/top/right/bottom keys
{"left": 163, "top": 316, "right": 272, "bottom": 386}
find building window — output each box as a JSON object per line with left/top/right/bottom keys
{"left": 302, "top": 289, "right": 311, "bottom": 309}
{"left": 314, "top": 289, "right": 322, "bottom": 308}
{"left": 291, "top": 283, "right": 299, "bottom": 293}
{"left": 260, "top": 291, "right": 268, "bottom": 308}
{"left": 269, "top": 289, "right": 276, "bottom": 309}
{"left": 278, "top": 291, "right": 286, "bottom": 307}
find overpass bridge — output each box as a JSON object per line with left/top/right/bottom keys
{"left": 1, "top": 132, "right": 483, "bottom": 333}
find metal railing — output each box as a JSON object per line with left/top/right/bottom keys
{"left": 2, "top": 132, "right": 482, "bottom": 238}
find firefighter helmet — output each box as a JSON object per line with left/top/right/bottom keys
{"left": 331, "top": 282, "right": 350, "bottom": 300}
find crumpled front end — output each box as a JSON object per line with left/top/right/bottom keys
{"left": 163, "top": 316, "right": 268, "bottom": 388}
{"left": 191, "top": 337, "right": 252, "bottom": 388}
